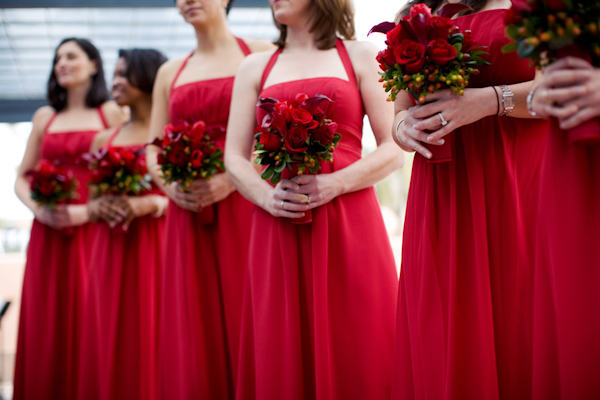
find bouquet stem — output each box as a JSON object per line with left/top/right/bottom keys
{"left": 196, "top": 204, "right": 215, "bottom": 225}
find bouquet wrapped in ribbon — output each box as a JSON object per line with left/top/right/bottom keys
{"left": 370, "top": 3, "right": 490, "bottom": 162}
{"left": 151, "top": 121, "right": 225, "bottom": 224}
{"left": 84, "top": 147, "right": 151, "bottom": 196}
{"left": 254, "top": 93, "right": 341, "bottom": 224}
{"left": 503, "top": 0, "right": 600, "bottom": 143}
{"left": 27, "top": 159, "right": 79, "bottom": 210}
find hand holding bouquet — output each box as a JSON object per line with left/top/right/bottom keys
{"left": 254, "top": 93, "right": 341, "bottom": 223}
{"left": 85, "top": 147, "right": 151, "bottom": 196}
{"left": 151, "top": 121, "right": 225, "bottom": 224}
{"left": 27, "top": 159, "right": 78, "bottom": 209}
{"left": 504, "top": 0, "right": 600, "bottom": 143}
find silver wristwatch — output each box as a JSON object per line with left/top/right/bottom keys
{"left": 499, "top": 85, "right": 515, "bottom": 116}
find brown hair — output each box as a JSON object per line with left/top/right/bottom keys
{"left": 397, "top": 0, "right": 488, "bottom": 21}
{"left": 274, "top": 0, "right": 356, "bottom": 50}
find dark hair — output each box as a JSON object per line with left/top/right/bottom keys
{"left": 117, "top": 49, "right": 168, "bottom": 95}
{"left": 47, "top": 37, "right": 109, "bottom": 112}
{"left": 274, "top": 0, "right": 355, "bottom": 50}
{"left": 174, "top": 0, "right": 235, "bottom": 14}
{"left": 397, "top": 0, "right": 488, "bottom": 19}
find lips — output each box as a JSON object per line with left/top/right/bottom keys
{"left": 186, "top": 7, "right": 201, "bottom": 14}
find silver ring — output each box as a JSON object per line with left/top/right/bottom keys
{"left": 437, "top": 112, "right": 448, "bottom": 126}
{"left": 306, "top": 195, "right": 311, "bottom": 204}
{"left": 281, "top": 200, "right": 285, "bottom": 210}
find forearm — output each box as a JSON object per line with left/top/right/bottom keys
{"left": 225, "top": 154, "right": 273, "bottom": 210}
{"left": 14, "top": 175, "right": 40, "bottom": 215}
{"left": 330, "top": 141, "right": 404, "bottom": 195}
{"left": 495, "top": 79, "right": 537, "bottom": 119}
{"left": 145, "top": 146, "right": 173, "bottom": 197}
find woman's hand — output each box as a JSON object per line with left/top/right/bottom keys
{"left": 261, "top": 179, "right": 310, "bottom": 218}
{"left": 190, "top": 173, "right": 236, "bottom": 208}
{"left": 88, "top": 196, "right": 132, "bottom": 227}
{"left": 408, "top": 87, "right": 498, "bottom": 143}
{"left": 394, "top": 111, "right": 444, "bottom": 159}
{"left": 530, "top": 57, "right": 598, "bottom": 129}
{"left": 120, "top": 195, "right": 168, "bottom": 229}
{"left": 290, "top": 173, "right": 344, "bottom": 210}
{"left": 163, "top": 182, "right": 202, "bottom": 212}
{"left": 34, "top": 205, "right": 71, "bottom": 230}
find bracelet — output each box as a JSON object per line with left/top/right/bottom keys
{"left": 493, "top": 86, "right": 500, "bottom": 116}
{"left": 526, "top": 87, "right": 538, "bottom": 117}
{"left": 152, "top": 197, "right": 168, "bottom": 218}
{"left": 499, "top": 84, "right": 515, "bottom": 117}
{"left": 394, "top": 118, "right": 406, "bottom": 144}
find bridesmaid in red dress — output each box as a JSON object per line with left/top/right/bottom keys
{"left": 391, "top": 1, "right": 550, "bottom": 398}
{"left": 145, "top": 1, "right": 273, "bottom": 398}
{"left": 13, "top": 38, "right": 126, "bottom": 400}
{"left": 528, "top": 57, "right": 600, "bottom": 399}
{"left": 77, "top": 48, "right": 168, "bottom": 400}
{"left": 225, "top": 0, "right": 403, "bottom": 397}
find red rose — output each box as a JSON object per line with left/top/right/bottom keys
{"left": 107, "top": 148, "right": 122, "bottom": 165}
{"left": 387, "top": 23, "right": 414, "bottom": 49}
{"left": 291, "top": 108, "right": 314, "bottom": 126}
{"left": 190, "top": 149, "right": 204, "bottom": 168}
{"left": 393, "top": 40, "right": 427, "bottom": 74}
{"left": 98, "top": 160, "right": 113, "bottom": 179}
{"left": 167, "top": 148, "right": 187, "bottom": 167}
{"left": 410, "top": 3, "right": 432, "bottom": 19}
{"left": 202, "top": 143, "right": 216, "bottom": 155}
{"left": 259, "top": 131, "right": 282, "bottom": 151}
{"left": 311, "top": 121, "right": 338, "bottom": 145}
{"left": 189, "top": 121, "right": 206, "bottom": 137}
{"left": 121, "top": 149, "right": 136, "bottom": 167}
{"left": 429, "top": 39, "right": 457, "bottom": 65}
{"left": 461, "top": 30, "right": 478, "bottom": 52}
{"left": 38, "top": 160, "right": 56, "bottom": 178}
{"left": 39, "top": 180, "right": 55, "bottom": 196}
{"left": 188, "top": 132, "right": 206, "bottom": 151}
{"left": 291, "top": 93, "right": 309, "bottom": 107}
{"left": 545, "top": 0, "right": 567, "bottom": 11}
{"left": 284, "top": 126, "right": 309, "bottom": 153}
{"left": 377, "top": 48, "right": 397, "bottom": 71}
{"left": 312, "top": 107, "right": 325, "bottom": 122}
{"left": 157, "top": 151, "right": 167, "bottom": 165}
{"left": 274, "top": 101, "right": 291, "bottom": 123}
{"left": 428, "top": 17, "right": 453, "bottom": 41}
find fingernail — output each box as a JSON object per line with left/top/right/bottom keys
{"left": 427, "top": 136, "right": 436, "bottom": 142}
{"left": 437, "top": 139, "right": 445, "bottom": 145}
{"left": 413, "top": 125, "right": 420, "bottom": 130}
{"left": 425, "top": 153, "right": 432, "bottom": 159}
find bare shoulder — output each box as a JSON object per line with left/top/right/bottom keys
{"left": 30, "top": 106, "right": 55, "bottom": 134}
{"left": 154, "top": 57, "right": 187, "bottom": 88}
{"left": 241, "top": 37, "right": 276, "bottom": 53}
{"left": 237, "top": 48, "right": 278, "bottom": 76}
{"left": 343, "top": 40, "right": 379, "bottom": 61}
{"left": 90, "top": 127, "right": 115, "bottom": 152}
{"left": 101, "top": 100, "right": 129, "bottom": 128}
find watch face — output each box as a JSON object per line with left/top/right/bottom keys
{"left": 504, "top": 93, "right": 515, "bottom": 108}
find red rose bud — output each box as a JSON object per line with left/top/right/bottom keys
{"left": 427, "top": 16, "right": 454, "bottom": 41}
{"left": 168, "top": 148, "right": 187, "bottom": 167}
{"left": 284, "top": 126, "right": 309, "bottom": 153}
{"left": 377, "top": 48, "right": 396, "bottom": 70}
{"left": 260, "top": 131, "right": 282, "bottom": 151}
{"left": 39, "top": 180, "right": 55, "bottom": 196}
{"left": 291, "top": 108, "right": 314, "bottom": 126}
{"left": 429, "top": 40, "right": 457, "bottom": 65}
{"left": 394, "top": 40, "right": 427, "bottom": 74}
{"left": 410, "top": 3, "right": 432, "bottom": 19}
{"left": 190, "top": 149, "right": 204, "bottom": 168}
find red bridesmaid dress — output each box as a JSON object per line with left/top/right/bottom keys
{"left": 77, "top": 126, "right": 165, "bottom": 400}
{"left": 393, "top": 10, "right": 550, "bottom": 399}
{"left": 157, "top": 37, "right": 254, "bottom": 399}
{"left": 13, "top": 108, "right": 108, "bottom": 400}
{"left": 235, "top": 39, "right": 398, "bottom": 400}
{"left": 531, "top": 120, "right": 600, "bottom": 399}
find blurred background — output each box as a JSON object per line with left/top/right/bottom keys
{"left": 0, "top": 0, "right": 411, "bottom": 398}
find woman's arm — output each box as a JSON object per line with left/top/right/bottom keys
{"left": 101, "top": 100, "right": 129, "bottom": 128}
{"left": 289, "top": 41, "right": 405, "bottom": 208}
{"left": 225, "top": 52, "right": 310, "bottom": 218}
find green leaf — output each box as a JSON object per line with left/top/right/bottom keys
{"left": 261, "top": 165, "right": 275, "bottom": 180}
{"left": 270, "top": 172, "right": 281, "bottom": 185}
{"left": 453, "top": 43, "right": 463, "bottom": 53}
{"left": 505, "top": 25, "right": 520, "bottom": 40}
{"left": 275, "top": 162, "right": 286, "bottom": 173}
{"left": 449, "top": 33, "right": 464, "bottom": 45}
{"left": 517, "top": 39, "right": 536, "bottom": 59}
{"left": 501, "top": 42, "right": 518, "bottom": 53}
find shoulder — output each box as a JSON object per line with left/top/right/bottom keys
{"left": 343, "top": 40, "right": 379, "bottom": 60}
{"left": 241, "top": 37, "right": 276, "bottom": 53}
{"left": 100, "top": 101, "right": 129, "bottom": 128}
{"left": 90, "top": 127, "right": 115, "bottom": 152}
{"left": 30, "top": 106, "right": 55, "bottom": 135}
{"left": 154, "top": 58, "right": 187, "bottom": 88}
{"left": 237, "top": 48, "right": 278, "bottom": 76}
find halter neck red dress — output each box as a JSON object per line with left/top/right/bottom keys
{"left": 393, "top": 10, "right": 550, "bottom": 399}
{"left": 157, "top": 38, "right": 254, "bottom": 399}
{"left": 77, "top": 126, "right": 165, "bottom": 400}
{"left": 531, "top": 124, "right": 600, "bottom": 396}
{"left": 235, "top": 39, "right": 398, "bottom": 400}
{"left": 13, "top": 107, "right": 107, "bottom": 400}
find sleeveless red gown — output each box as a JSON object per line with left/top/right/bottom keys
{"left": 13, "top": 108, "right": 108, "bottom": 400}
{"left": 235, "top": 39, "right": 398, "bottom": 400}
{"left": 531, "top": 123, "right": 600, "bottom": 398}
{"left": 157, "top": 38, "right": 254, "bottom": 399}
{"left": 393, "top": 10, "right": 551, "bottom": 399}
{"left": 77, "top": 126, "right": 165, "bottom": 400}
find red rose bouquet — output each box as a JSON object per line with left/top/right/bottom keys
{"left": 151, "top": 121, "right": 225, "bottom": 224}
{"left": 254, "top": 93, "right": 341, "bottom": 224}
{"left": 504, "top": 0, "right": 600, "bottom": 143}
{"left": 26, "top": 159, "right": 79, "bottom": 209}
{"left": 84, "top": 147, "right": 151, "bottom": 196}
{"left": 370, "top": 3, "right": 490, "bottom": 162}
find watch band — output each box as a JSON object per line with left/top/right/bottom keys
{"left": 526, "top": 87, "right": 538, "bottom": 117}
{"left": 499, "top": 85, "right": 515, "bottom": 116}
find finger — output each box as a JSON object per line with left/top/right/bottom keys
{"left": 559, "top": 107, "right": 596, "bottom": 130}
{"left": 546, "top": 85, "right": 589, "bottom": 105}
{"left": 545, "top": 57, "right": 594, "bottom": 73}
{"left": 406, "top": 138, "right": 432, "bottom": 159}
{"left": 289, "top": 174, "right": 314, "bottom": 185}
{"left": 276, "top": 179, "right": 301, "bottom": 192}
{"left": 277, "top": 199, "right": 310, "bottom": 213}
{"left": 404, "top": 127, "right": 441, "bottom": 145}
{"left": 544, "top": 103, "right": 580, "bottom": 120}
{"left": 543, "top": 69, "right": 592, "bottom": 88}
{"left": 425, "top": 123, "right": 454, "bottom": 142}
{"left": 410, "top": 103, "right": 443, "bottom": 120}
